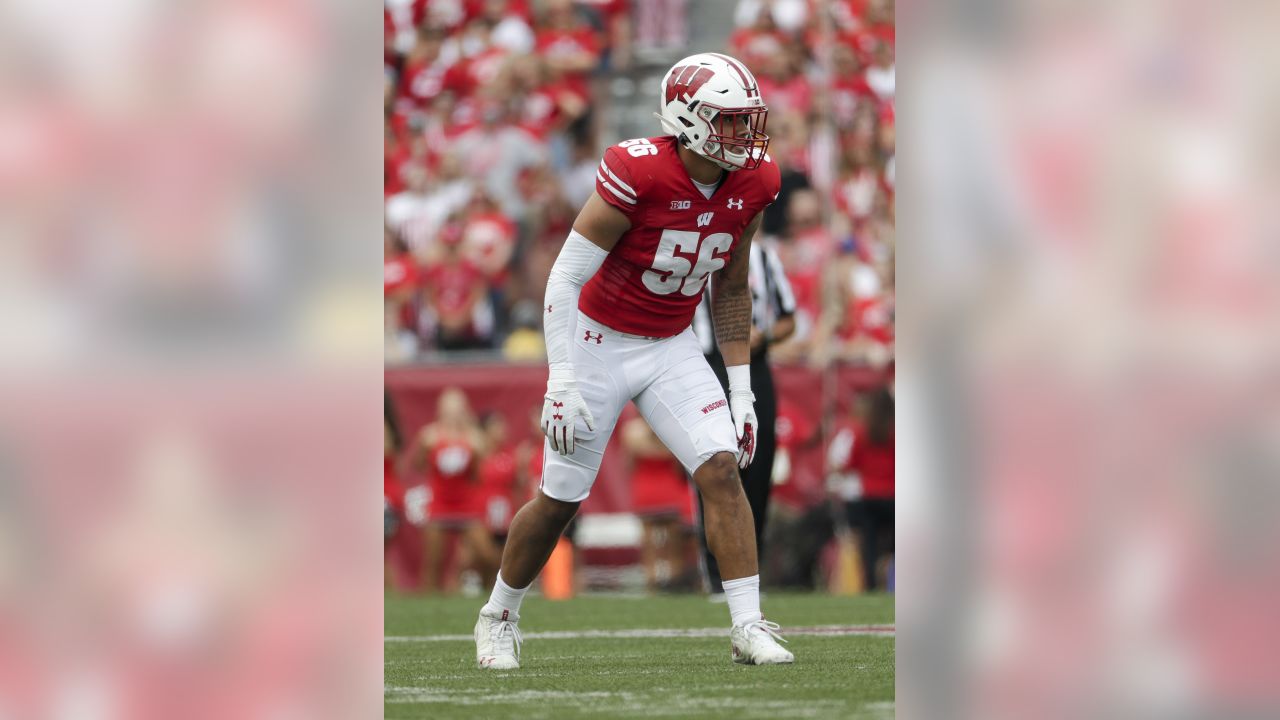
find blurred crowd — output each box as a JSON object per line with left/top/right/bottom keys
{"left": 384, "top": 0, "right": 895, "bottom": 368}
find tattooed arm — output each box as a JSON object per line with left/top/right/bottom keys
{"left": 713, "top": 211, "right": 763, "bottom": 468}
{"left": 712, "top": 212, "right": 761, "bottom": 366}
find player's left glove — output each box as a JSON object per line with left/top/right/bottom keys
{"left": 727, "top": 365, "right": 757, "bottom": 469}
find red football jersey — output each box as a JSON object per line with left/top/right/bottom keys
{"left": 580, "top": 136, "right": 782, "bottom": 337}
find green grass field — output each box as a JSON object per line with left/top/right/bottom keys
{"left": 385, "top": 592, "right": 895, "bottom": 719}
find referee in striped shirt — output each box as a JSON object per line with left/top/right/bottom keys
{"left": 691, "top": 237, "right": 797, "bottom": 597}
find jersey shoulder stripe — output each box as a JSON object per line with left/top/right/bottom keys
{"left": 597, "top": 170, "right": 637, "bottom": 205}
{"left": 599, "top": 159, "right": 636, "bottom": 197}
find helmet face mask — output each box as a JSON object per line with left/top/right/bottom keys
{"left": 657, "top": 53, "right": 771, "bottom": 171}
{"left": 699, "top": 104, "right": 769, "bottom": 171}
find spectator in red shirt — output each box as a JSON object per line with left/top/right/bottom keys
{"left": 508, "top": 56, "right": 588, "bottom": 141}
{"left": 827, "top": 385, "right": 894, "bottom": 590}
{"left": 827, "top": 42, "right": 877, "bottom": 129}
{"left": 397, "top": 27, "right": 450, "bottom": 116}
{"left": 729, "top": 3, "right": 790, "bottom": 76}
{"left": 771, "top": 189, "right": 831, "bottom": 362}
{"left": 819, "top": 242, "right": 894, "bottom": 369}
{"left": 421, "top": 222, "right": 494, "bottom": 350}
{"left": 534, "top": 0, "right": 601, "bottom": 100}
{"left": 442, "top": 22, "right": 512, "bottom": 100}
{"left": 385, "top": 225, "right": 422, "bottom": 359}
{"left": 459, "top": 189, "right": 517, "bottom": 286}
{"left": 833, "top": 137, "right": 884, "bottom": 226}
{"left": 755, "top": 43, "right": 812, "bottom": 117}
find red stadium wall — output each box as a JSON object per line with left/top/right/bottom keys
{"left": 386, "top": 362, "right": 887, "bottom": 515}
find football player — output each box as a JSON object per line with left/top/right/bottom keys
{"left": 476, "top": 53, "right": 794, "bottom": 668}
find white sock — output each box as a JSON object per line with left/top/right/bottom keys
{"left": 723, "top": 574, "right": 763, "bottom": 627}
{"left": 482, "top": 572, "right": 529, "bottom": 621}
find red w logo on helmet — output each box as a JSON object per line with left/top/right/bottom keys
{"left": 665, "top": 65, "right": 715, "bottom": 105}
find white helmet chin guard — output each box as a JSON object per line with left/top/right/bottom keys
{"left": 656, "top": 53, "right": 770, "bottom": 172}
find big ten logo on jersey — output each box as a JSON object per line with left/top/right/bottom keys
{"left": 642, "top": 229, "right": 733, "bottom": 297}
{"left": 619, "top": 138, "right": 659, "bottom": 157}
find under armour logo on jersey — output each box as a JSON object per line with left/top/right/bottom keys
{"left": 583, "top": 330, "right": 603, "bottom": 344}
{"left": 670, "top": 200, "right": 691, "bottom": 210}
{"left": 727, "top": 198, "right": 744, "bottom": 210}
{"left": 697, "top": 211, "right": 715, "bottom": 227}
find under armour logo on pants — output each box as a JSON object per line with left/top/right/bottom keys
{"left": 583, "top": 330, "right": 603, "bottom": 344}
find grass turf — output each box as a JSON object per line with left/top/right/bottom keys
{"left": 385, "top": 592, "right": 895, "bottom": 719}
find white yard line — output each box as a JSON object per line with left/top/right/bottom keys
{"left": 384, "top": 686, "right": 883, "bottom": 719}
{"left": 385, "top": 624, "right": 895, "bottom": 642}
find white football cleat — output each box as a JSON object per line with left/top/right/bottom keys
{"left": 475, "top": 608, "right": 522, "bottom": 670}
{"left": 730, "top": 619, "right": 795, "bottom": 665}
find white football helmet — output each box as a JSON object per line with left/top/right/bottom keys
{"left": 656, "top": 53, "right": 770, "bottom": 171}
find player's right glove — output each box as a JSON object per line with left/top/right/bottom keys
{"left": 541, "top": 365, "right": 596, "bottom": 456}
{"left": 727, "top": 365, "right": 757, "bottom": 469}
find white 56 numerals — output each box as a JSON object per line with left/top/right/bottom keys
{"left": 642, "top": 229, "right": 734, "bottom": 296}
{"left": 618, "top": 138, "right": 659, "bottom": 157}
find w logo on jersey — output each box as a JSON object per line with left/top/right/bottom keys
{"left": 727, "top": 198, "right": 744, "bottom": 210}
{"left": 583, "top": 330, "right": 603, "bottom": 344}
{"left": 665, "top": 65, "right": 715, "bottom": 104}
{"left": 697, "top": 211, "right": 714, "bottom": 227}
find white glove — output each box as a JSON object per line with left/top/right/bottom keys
{"left": 541, "top": 365, "right": 595, "bottom": 455}
{"left": 727, "top": 365, "right": 757, "bottom": 469}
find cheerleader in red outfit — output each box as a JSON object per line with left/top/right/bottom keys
{"left": 412, "top": 388, "right": 500, "bottom": 593}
